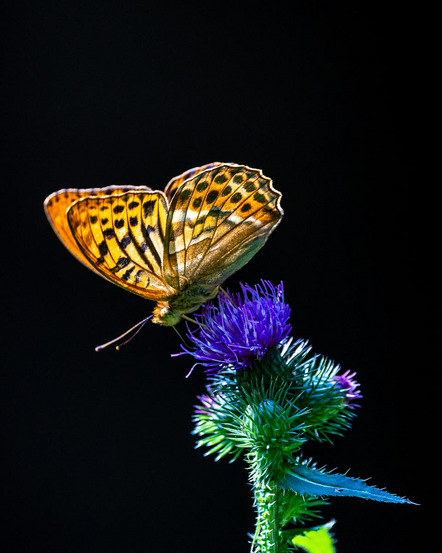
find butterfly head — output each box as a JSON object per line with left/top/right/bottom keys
{"left": 152, "top": 302, "right": 182, "bottom": 326}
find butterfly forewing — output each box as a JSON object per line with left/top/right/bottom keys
{"left": 44, "top": 185, "right": 151, "bottom": 273}
{"left": 67, "top": 191, "right": 175, "bottom": 301}
{"left": 163, "top": 164, "right": 283, "bottom": 290}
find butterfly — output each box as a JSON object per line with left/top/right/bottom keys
{"left": 44, "top": 162, "right": 283, "bottom": 327}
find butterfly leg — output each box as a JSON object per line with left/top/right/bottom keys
{"left": 181, "top": 313, "right": 207, "bottom": 328}
{"left": 220, "top": 287, "right": 235, "bottom": 306}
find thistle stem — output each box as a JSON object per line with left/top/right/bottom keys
{"left": 252, "top": 481, "right": 282, "bottom": 553}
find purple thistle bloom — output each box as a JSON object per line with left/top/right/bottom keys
{"left": 178, "top": 281, "right": 292, "bottom": 373}
{"left": 334, "top": 370, "right": 362, "bottom": 408}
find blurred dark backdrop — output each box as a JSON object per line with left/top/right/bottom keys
{"left": 2, "top": 2, "right": 424, "bottom": 552}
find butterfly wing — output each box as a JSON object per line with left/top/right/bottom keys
{"left": 44, "top": 185, "right": 151, "bottom": 274}
{"left": 163, "top": 162, "right": 223, "bottom": 202}
{"left": 66, "top": 191, "right": 176, "bottom": 301}
{"left": 163, "top": 163, "right": 283, "bottom": 291}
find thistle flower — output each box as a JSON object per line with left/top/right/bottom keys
{"left": 334, "top": 370, "right": 362, "bottom": 408}
{"left": 178, "top": 280, "right": 291, "bottom": 372}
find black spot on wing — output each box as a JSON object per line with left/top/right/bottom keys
{"left": 254, "top": 192, "right": 267, "bottom": 204}
{"left": 104, "top": 228, "right": 116, "bottom": 239}
{"left": 134, "top": 269, "right": 145, "bottom": 284}
{"left": 208, "top": 206, "right": 222, "bottom": 217}
{"left": 206, "top": 190, "right": 219, "bottom": 203}
{"left": 192, "top": 197, "right": 202, "bottom": 209}
{"left": 244, "top": 181, "right": 256, "bottom": 192}
{"left": 196, "top": 180, "right": 209, "bottom": 192}
{"left": 117, "top": 256, "right": 130, "bottom": 268}
{"left": 179, "top": 189, "right": 192, "bottom": 202}
{"left": 215, "top": 174, "right": 228, "bottom": 184}
{"left": 98, "top": 241, "right": 108, "bottom": 256}
{"left": 122, "top": 266, "right": 135, "bottom": 280}
{"left": 119, "top": 235, "right": 131, "bottom": 248}
{"left": 143, "top": 200, "right": 156, "bottom": 217}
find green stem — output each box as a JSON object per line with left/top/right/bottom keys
{"left": 252, "top": 481, "right": 282, "bottom": 553}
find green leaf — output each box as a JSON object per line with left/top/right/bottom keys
{"left": 291, "top": 522, "right": 336, "bottom": 553}
{"left": 280, "top": 464, "right": 415, "bottom": 503}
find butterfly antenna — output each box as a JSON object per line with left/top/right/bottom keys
{"left": 95, "top": 315, "right": 153, "bottom": 352}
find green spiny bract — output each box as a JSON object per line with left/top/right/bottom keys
{"left": 188, "top": 282, "right": 412, "bottom": 552}
{"left": 193, "top": 338, "right": 357, "bottom": 474}
{"left": 192, "top": 337, "right": 360, "bottom": 550}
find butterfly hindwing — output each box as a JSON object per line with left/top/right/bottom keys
{"left": 44, "top": 185, "right": 152, "bottom": 274}
{"left": 163, "top": 162, "right": 223, "bottom": 203}
{"left": 66, "top": 191, "right": 175, "bottom": 301}
{"left": 163, "top": 164, "right": 283, "bottom": 290}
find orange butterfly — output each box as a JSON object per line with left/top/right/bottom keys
{"left": 44, "top": 162, "right": 283, "bottom": 327}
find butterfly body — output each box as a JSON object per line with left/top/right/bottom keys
{"left": 152, "top": 284, "right": 220, "bottom": 326}
{"left": 44, "top": 163, "right": 283, "bottom": 326}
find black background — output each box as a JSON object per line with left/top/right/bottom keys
{"left": 2, "top": 2, "right": 426, "bottom": 552}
